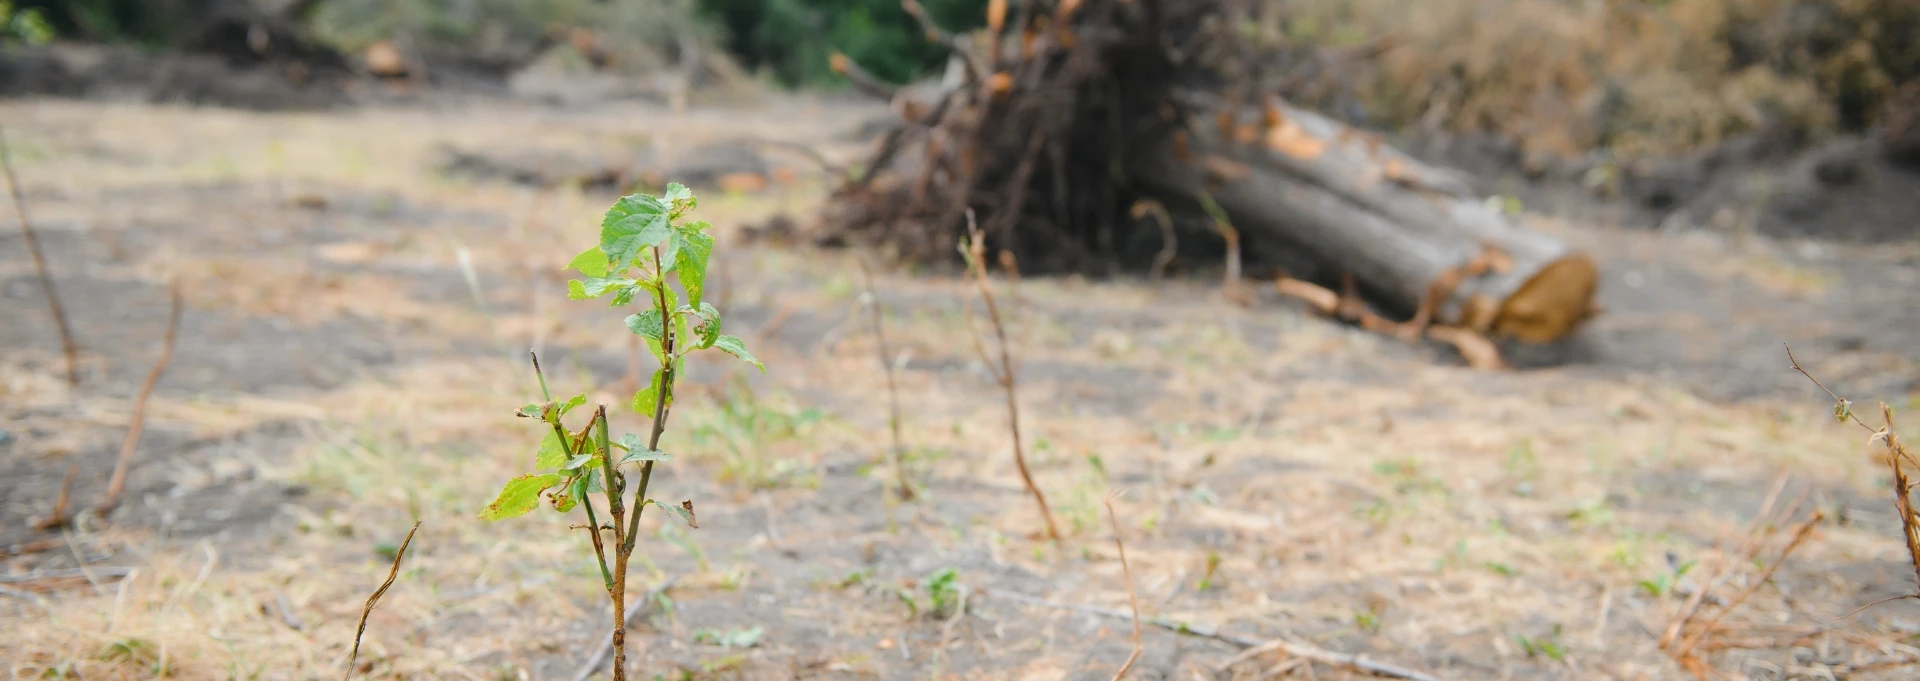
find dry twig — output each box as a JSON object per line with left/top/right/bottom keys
{"left": 960, "top": 209, "right": 1062, "bottom": 545}
{"left": 989, "top": 589, "right": 1444, "bottom": 681}
{"left": 31, "top": 464, "right": 78, "bottom": 530}
{"left": 1, "top": 125, "right": 79, "bottom": 386}
{"left": 347, "top": 521, "right": 421, "bottom": 680}
{"left": 1273, "top": 275, "right": 1506, "bottom": 369}
{"left": 1106, "top": 493, "right": 1143, "bottom": 681}
{"left": 1787, "top": 344, "right": 1920, "bottom": 615}
{"left": 856, "top": 255, "right": 915, "bottom": 501}
{"left": 1130, "top": 199, "right": 1177, "bottom": 281}
{"left": 97, "top": 278, "right": 183, "bottom": 515}
{"left": 1661, "top": 508, "right": 1824, "bottom": 674}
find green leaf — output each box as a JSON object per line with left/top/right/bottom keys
{"left": 480, "top": 473, "right": 563, "bottom": 520}
{"left": 568, "top": 246, "right": 611, "bottom": 278}
{"left": 650, "top": 499, "right": 698, "bottom": 528}
{"left": 601, "top": 194, "right": 673, "bottom": 269}
{"left": 626, "top": 310, "right": 665, "bottom": 342}
{"left": 560, "top": 453, "right": 596, "bottom": 471}
{"left": 516, "top": 402, "right": 546, "bottom": 419}
{"left": 631, "top": 369, "right": 664, "bottom": 415}
{"left": 570, "top": 276, "right": 637, "bottom": 300}
{"left": 674, "top": 228, "right": 715, "bottom": 309}
{"left": 621, "top": 447, "right": 672, "bottom": 465}
{"left": 584, "top": 468, "right": 605, "bottom": 493}
{"left": 664, "top": 183, "right": 696, "bottom": 217}
{"left": 534, "top": 430, "right": 570, "bottom": 469}
{"left": 559, "top": 394, "right": 587, "bottom": 417}
{"left": 675, "top": 312, "right": 693, "bottom": 351}
{"left": 711, "top": 335, "right": 765, "bottom": 373}
{"left": 657, "top": 232, "right": 683, "bottom": 276}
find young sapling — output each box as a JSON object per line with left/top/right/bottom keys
{"left": 481, "top": 184, "right": 763, "bottom": 681}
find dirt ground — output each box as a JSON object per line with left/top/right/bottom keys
{"left": 3, "top": 92, "right": 1919, "bottom": 681}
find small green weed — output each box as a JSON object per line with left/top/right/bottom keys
{"left": 1637, "top": 558, "right": 1696, "bottom": 598}
{"left": 1372, "top": 458, "right": 1448, "bottom": 496}
{"left": 692, "top": 626, "right": 765, "bottom": 649}
{"left": 1514, "top": 626, "right": 1568, "bottom": 661}
{"left": 684, "top": 376, "right": 821, "bottom": 489}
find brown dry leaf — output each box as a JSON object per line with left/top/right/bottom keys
{"left": 716, "top": 172, "right": 768, "bottom": 194}
{"left": 1382, "top": 159, "right": 1408, "bottom": 183}
{"left": 315, "top": 242, "right": 389, "bottom": 265}
{"left": 1266, "top": 121, "right": 1327, "bottom": 161}
{"left": 988, "top": 72, "right": 1014, "bottom": 97}
{"left": 1203, "top": 156, "right": 1253, "bottom": 184}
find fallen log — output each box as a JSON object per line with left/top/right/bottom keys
{"left": 1133, "top": 99, "right": 1600, "bottom": 343}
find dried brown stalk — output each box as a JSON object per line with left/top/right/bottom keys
{"left": 1664, "top": 509, "right": 1824, "bottom": 673}
{"left": 991, "top": 589, "right": 1446, "bottom": 681}
{"left": 31, "top": 465, "right": 78, "bottom": 530}
{"left": 1106, "top": 493, "right": 1143, "bottom": 681}
{"left": 347, "top": 520, "right": 421, "bottom": 680}
{"left": 97, "top": 279, "right": 183, "bottom": 515}
{"left": 960, "top": 210, "right": 1062, "bottom": 545}
{"left": 1274, "top": 275, "right": 1507, "bottom": 369}
{"left": 1129, "top": 199, "right": 1177, "bottom": 281}
{"left": 1786, "top": 344, "right": 1920, "bottom": 613}
{"left": 856, "top": 255, "right": 915, "bottom": 501}
{"left": 1, "top": 125, "right": 79, "bottom": 386}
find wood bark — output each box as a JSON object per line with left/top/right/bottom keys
{"left": 1132, "top": 98, "right": 1600, "bottom": 344}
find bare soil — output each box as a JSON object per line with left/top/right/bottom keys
{"left": 2, "top": 93, "right": 1918, "bottom": 680}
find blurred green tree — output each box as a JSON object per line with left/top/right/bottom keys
{"left": 696, "top": 0, "right": 986, "bottom": 86}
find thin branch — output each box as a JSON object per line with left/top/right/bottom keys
{"left": 1105, "top": 494, "right": 1143, "bottom": 681}
{"left": 1669, "top": 511, "right": 1824, "bottom": 666}
{"left": 1787, "top": 345, "right": 1920, "bottom": 606}
{"left": 626, "top": 247, "right": 678, "bottom": 555}
{"left": 901, "top": 0, "right": 984, "bottom": 85}
{"left": 347, "top": 520, "right": 421, "bottom": 680}
{"left": 830, "top": 52, "right": 900, "bottom": 102}
{"left": 962, "top": 210, "right": 1061, "bottom": 545}
{"left": 1, "top": 125, "right": 79, "bottom": 386}
{"left": 742, "top": 135, "right": 848, "bottom": 182}
{"left": 31, "top": 464, "right": 78, "bottom": 530}
{"left": 987, "top": 589, "right": 1446, "bottom": 681}
{"left": 1129, "top": 199, "right": 1177, "bottom": 281}
{"left": 1785, "top": 344, "right": 1878, "bottom": 434}
{"left": 532, "top": 351, "right": 616, "bottom": 591}
{"left": 568, "top": 577, "right": 679, "bottom": 681}
{"left": 856, "top": 255, "right": 915, "bottom": 501}
{"left": 97, "top": 279, "right": 183, "bottom": 516}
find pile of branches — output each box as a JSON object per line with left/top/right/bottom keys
{"left": 823, "top": 0, "right": 1228, "bottom": 274}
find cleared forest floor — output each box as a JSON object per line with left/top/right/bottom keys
{"left": 3, "top": 96, "right": 1919, "bottom": 680}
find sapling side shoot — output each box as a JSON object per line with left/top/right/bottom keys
{"left": 481, "top": 184, "right": 763, "bottom": 681}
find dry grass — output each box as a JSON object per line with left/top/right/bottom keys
{"left": 1272, "top": 0, "right": 1920, "bottom": 160}
{"left": 1, "top": 98, "right": 1917, "bottom": 679}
